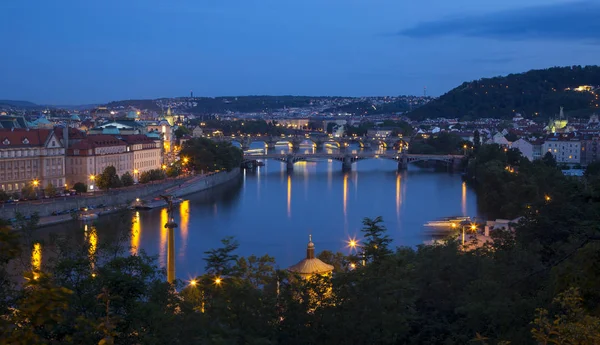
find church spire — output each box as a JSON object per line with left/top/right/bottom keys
{"left": 307, "top": 234, "right": 315, "bottom": 259}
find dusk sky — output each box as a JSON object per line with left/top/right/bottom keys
{"left": 1, "top": 0, "right": 599, "bottom": 104}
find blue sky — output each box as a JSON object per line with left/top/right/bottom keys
{"left": 1, "top": 0, "right": 599, "bottom": 104}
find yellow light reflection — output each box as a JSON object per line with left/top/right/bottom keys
{"left": 88, "top": 226, "right": 97, "bottom": 259}
{"left": 396, "top": 173, "right": 402, "bottom": 218}
{"left": 461, "top": 182, "right": 467, "bottom": 216}
{"left": 179, "top": 200, "right": 189, "bottom": 258}
{"left": 32, "top": 243, "right": 41, "bottom": 279}
{"left": 287, "top": 175, "right": 292, "bottom": 218}
{"left": 159, "top": 208, "right": 168, "bottom": 267}
{"left": 343, "top": 173, "right": 348, "bottom": 216}
{"left": 131, "top": 211, "right": 141, "bottom": 255}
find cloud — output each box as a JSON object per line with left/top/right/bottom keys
{"left": 399, "top": 1, "right": 600, "bottom": 42}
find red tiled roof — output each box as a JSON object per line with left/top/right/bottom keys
{"left": 53, "top": 127, "right": 87, "bottom": 140}
{"left": 120, "top": 134, "right": 158, "bottom": 144}
{"left": 69, "top": 135, "right": 127, "bottom": 150}
{"left": 0, "top": 128, "right": 53, "bottom": 148}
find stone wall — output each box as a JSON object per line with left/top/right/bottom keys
{"left": 0, "top": 169, "right": 241, "bottom": 219}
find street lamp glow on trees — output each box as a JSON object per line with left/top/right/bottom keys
{"left": 89, "top": 174, "right": 95, "bottom": 193}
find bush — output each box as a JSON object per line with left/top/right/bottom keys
{"left": 73, "top": 182, "right": 87, "bottom": 193}
{"left": 121, "top": 172, "right": 134, "bottom": 187}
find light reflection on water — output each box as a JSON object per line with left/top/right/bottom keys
{"left": 37, "top": 144, "right": 478, "bottom": 279}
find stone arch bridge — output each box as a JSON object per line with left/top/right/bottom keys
{"left": 242, "top": 152, "right": 464, "bottom": 172}
{"left": 211, "top": 134, "right": 409, "bottom": 151}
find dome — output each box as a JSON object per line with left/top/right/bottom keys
{"left": 36, "top": 117, "right": 51, "bottom": 125}
{"left": 70, "top": 114, "right": 81, "bottom": 121}
{"left": 127, "top": 111, "right": 139, "bottom": 119}
{"left": 102, "top": 127, "right": 120, "bottom": 135}
{"left": 288, "top": 235, "right": 334, "bottom": 277}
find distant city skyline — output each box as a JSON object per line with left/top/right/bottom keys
{"left": 1, "top": 0, "right": 600, "bottom": 105}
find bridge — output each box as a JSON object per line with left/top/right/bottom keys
{"left": 242, "top": 152, "right": 464, "bottom": 172}
{"left": 210, "top": 134, "right": 409, "bottom": 151}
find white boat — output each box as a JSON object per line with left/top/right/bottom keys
{"left": 79, "top": 213, "right": 99, "bottom": 221}
{"left": 425, "top": 216, "right": 471, "bottom": 227}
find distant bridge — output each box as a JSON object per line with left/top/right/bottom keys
{"left": 210, "top": 134, "right": 409, "bottom": 151}
{"left": 242, "top": 152, "right": 464, "bottom": 171}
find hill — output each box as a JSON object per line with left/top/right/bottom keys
{"left": 0, "top": 100, "right": 39, "bottom": 108}
{"left": 407, "top": 65, "right": 600, "bottom": 120}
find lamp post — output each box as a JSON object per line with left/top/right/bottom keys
{"left": 463, "top": 144, "right": 468, "bottom": 155}
{"left": 461, "top": 222, "right": 478, "bottom": 246}
{"left": 89, "top": 175, "right": 95, "bottom": 194}
{"left": 133, "top": 169, "right": 139, "bottom": 183}
{"left": 32, "top": 179, "right": 39, "bottom": 199}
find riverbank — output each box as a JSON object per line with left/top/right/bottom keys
{"left": 4, "top": 168, "right": 242, "bottom": 225}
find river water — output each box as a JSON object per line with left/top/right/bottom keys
{"left": 34, "top": 145, "right": 477, "bottom": 279}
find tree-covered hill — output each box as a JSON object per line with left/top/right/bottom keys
{"left": 408, "top": 65, "right": 600, "bottom": 120}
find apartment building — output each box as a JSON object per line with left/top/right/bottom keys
{"left": 65, "top": 135, "right": 132, "bottom": 187}
{"left": 542, "top": 133, "right": 581, "bottom": 164}
{"left": 0, "top": 128, "right": 65, "bottom": 193}
{"left": 121, "top": 135, "right": 162, "bottom": 177}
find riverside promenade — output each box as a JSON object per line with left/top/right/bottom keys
{"left": 1, "top": 169, "right": 241, "bottom": 222}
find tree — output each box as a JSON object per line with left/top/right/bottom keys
{"left": 174, "top": 126, "right": 191, "bottom": 139}
{"left": 179, "top": 138, "right": 243, "bottom": 173}
{"left": 73, "top": 182, "right": 87, "bottom": 194}
{"left": 531, "top": 288, "right": 600, "bottom": 344}
{"left": 542, "top": 151, "right": 557, "bottom": 168}
{"left": 359, "top": 216, "right": 392, "bottom": 264}
{"left": 97, "top": 166, "right": 121, "bottom": 190}
{"left": 44, "top": 183, "right": 57, "bottom": 198}
{"left": 121, "top": 172, "right": 134, "bottom": 187}
{"left": 0, "top": 190, "right": 8, "bottom": 202}
{"left": 473, "top": 130, "right": 481, "bottom": 151}
{"left": 21, "top": 183, "right": 37, "bottom": 200}
{"left": 584, "top": 161, "right": 600, "bottom": 177}
{"left": 204, "top": 236, "right": 239, "bottom": 277}
{"left": 326, "top": 122, "right": 336, "bottom": 134}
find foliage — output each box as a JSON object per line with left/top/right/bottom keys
{"left": 531, "top": 288, "right": 600, "bottom": 344}
{"left": 408, "top": 132, "right": 468, "bottom": 155}
{"left": 44, "top": 183, "right": 57, "bottom": 198}
{"left": 120, "top": 172, "right": 134, "bottom": 187}
{"left": 138, "top": 169, "right": 165, "bottom": 184}
{"left": 179, "top": 137, "right": 243, "bottom": 173}
{"left": 174, "top": 126, "right": 191, "bottom": 139}
{"left": 73, "top": 182, "right": 87, "bottom": 193}
{"left": 20, "top": 183, "right": 37, "bottom": 200}
{"left": 96, "top": 166, "right": 122, "bottom": 190}
{"left": 165, "top": 165, "right": 180, "bottom": 178}
{"left": 0, "top": 189, "right": 8, "bottom": 202}
{"left": 408, "top": 65, "right": 600, "bottom": 120}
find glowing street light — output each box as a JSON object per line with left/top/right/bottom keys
{"left": 545, "top": 195, "right": 551, "bottom": 202}
{"left": 162, "top": 164, "right": 167, "bottom": 170}
{"left": 214, "top": 277, "right": 222, "bottom": 286}
{"left": 183, "top": 157, "right": 189, "bottom": 164}
{"left": 32, "top": 179, "right": 39, "bottom": 187}
{"left": 189, "top": 279, "right": 197, "bottom": 287}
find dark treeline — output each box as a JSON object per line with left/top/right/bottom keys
{"left": 409, "top": 65, "right": 600, "bottom": 120}
{"left": 2, "top": 144, "right": 600, "bottom": 344}
{"left": 179, "top": 137, "right": 243, "bottom": 173}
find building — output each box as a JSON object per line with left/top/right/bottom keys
{"left": 542, "top": 133, "right": 581, "bottom": 164}
{"left": 192, "top": 126, "right": 204, "bottom": 138}
{"left": 288, "top": 235, "right": 334, "bottom": 279}
{"left": 580, "top": 133, "right": 599, "bottom": 166}
{"left": 120, "top": 135, "right": 163, "bottom": 178}
{"left": 531, "top": 139, "right": 544, "bottom": 160}
{"left": 367, "top": 129, "right": 393, "bottom": 139}
{"left": 0, "top": 128, "right": 66, "bottom": 193}
{"left": 510, "top": 138, "right": 534, "bottom": 161}
{"left": 65, "top": 135, "right": 132, "bottom": 188}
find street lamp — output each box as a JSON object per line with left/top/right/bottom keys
{"left": 214, "top": 277, "right": 222, "bottom": 286}
{"left": 461, "top": 222, "right": 478, "bottom": 246}
{"left": 32, "top": 179, "right": 39, "bottom": 199}
{"left": 89, "top": 174, "right": 95, "bottom": 193}
{"left": 134, "top": 169, "right": 139, "bottom": 183}
{"left": 189, "top": 279, "right": 197, "bottom": 287}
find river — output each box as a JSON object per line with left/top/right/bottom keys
{"left": 34, "top": 146, "right": 477, "bottom": 279}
